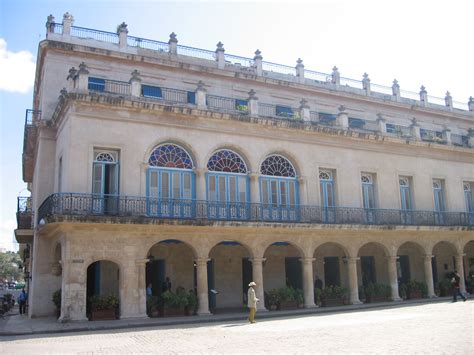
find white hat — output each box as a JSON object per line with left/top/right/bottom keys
{"left": 248, "top": 281, "right": 256, "bottom": 286}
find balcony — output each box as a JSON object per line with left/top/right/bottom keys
{"left": 37, "top": 193, "right": 474, "bottom": 228}
{"left": 23, "top": 110, "right": 40, "bottom": 183}
{"left": 15, "top": 196, "right": 34, "bottom": 244}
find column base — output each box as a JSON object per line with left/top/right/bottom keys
{"left": 304, "top": 303, "right": 318, "bottom": 309}
{"left": 350, "top": 300, "right": 363, "bottom": 305}
{"left": 58, "top": 316, "right": 88, "bottom": 323}
{"left": 197, "top": 311, "right": 212, "bottom": 316}
{"left": 256, "top": 305, "right": 268, "bottom": 312}
{"left": 391, "top": 297, "right": 403, "bottom": 302}
{"left": 120, "top": 313, "right": 148, "bottom": 320}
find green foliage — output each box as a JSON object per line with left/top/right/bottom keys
{"left": 3, "top": 293, "right": 13, "bottom": 302}
{"left": 314, "top": 288, "right": 323, "bottom": 304}
{"left": 399, "top": 284, "right": 407, "bottom": 299}
{"left": 186, "top": 291, "right": 198, "bottom": 310}
{"left": 161, "top": 290, "right": 188, "bottom": 309}
{"left": 52, "top": 289, "right": 61, "bottom": 309}
{"left": 364, "top": 283, "right": 391, "bottom": 298}
{"left": 320, "top": 285, "right": 348, "bottom": 300}
{"left": 278, "top": 286, "right": 296, "bottom": 302}
{"left": 294, "top": 289, "right": 304, "bottom": 305}
{"left": 89, "top": 294, "right": 119, "bottom": 310}
{"left": 147, "top": 295, "right": 160, "bottom": 311}
{"left": 437, "top": 278, "right": 452, "bottom": 296}
{"left": 0, "top": 251, "right": 23, "bottom": 281}
{"left": 267, "top": 289, "right": 281, "bottom": 306}
{"left": 267, "top": 287, "right": 304, "bottom": 306}
{"left": 402, "top": 280, "right": 428, "bottom": 298}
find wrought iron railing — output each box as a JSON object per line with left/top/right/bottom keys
{"left": 207, "top": 95, "right": 248, "bottom": 114}
{"left": 89, "top": 79, "right": 130, "bottom": 96}
{"left": 47, "top": 24, "right": 472, "bottom": 111}
{"left": 17, "top": 196, "right": 33, "bottom": 229}
{"left": 37, "top": 193, "right": 474, "bottom": 227}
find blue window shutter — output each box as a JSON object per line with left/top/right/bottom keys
{"left": 187, "top": 91, "right": 196, "bottom": 104}
{"left": 142, "top": 85, "right": 162, "bottom": 98}
{"left": 88, "top": 77, "right": 105, "bottom": 91}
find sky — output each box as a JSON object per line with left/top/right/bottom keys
{"left": 0, "top": 0, "right": 473, "bottom": 251}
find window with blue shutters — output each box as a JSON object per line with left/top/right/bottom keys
{"left": 399, "top": 176, "right": 413, "bottom": 224}
{"left": 275, "top": 105, "right": 294, "bottom": 118}
{"left": 187, "top": 91, "right": 196, "bottom": 104}
{"left": 142, "top": 85, "right": 162, "bottom": 98}
{"left": 206, "top": 150, "right": 249, "bottom": 220}
{"left": 92, "top": 150, "right": 119, "bottom": 214}
{"left": 361, "top": 173, "right": 376, "bottom": 223}
{"left": 88, "top": 77, "right": 105, "bottom": 92}
{"left": 465, "top": 182, "right": 473, "bottom": 212}
{"left": 319, "top": 170, "right": 336, "bottom": 223}
{"left": 433, "top": 179, "right": 445, "bottom": 224}
{"left": 147, "top": 144, "right": 195, "bottom": 218}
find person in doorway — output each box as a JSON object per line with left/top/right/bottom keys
{"left": 162, "top": 277, "right": 172, "bottom": 293}
{"left": 18, "top": 289, "right": 27, "bottom": 315}
{"left": 146, "top": 283, "right": 152, "bottom": 298}
{"left": 451, "top": 270, "right": 467, "bottom": 302}
{"left": 314, "top": 275, "right": 323, "bottom": 290}
{"left": 247, "top": 281, "right": 259, "bottom": 324}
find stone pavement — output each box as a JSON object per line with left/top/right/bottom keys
{"left": 0, "top": 295, "right": 469, "bottom": 336}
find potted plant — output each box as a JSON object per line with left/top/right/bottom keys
{"left": 147, "top": 295, "right": 160, "bottom": 317}
{"left": 277, "top": 286, "right": 297, "bottom": 310}
{"left": 320, "top": 286, "right": 348, "bottom": 307}
{"left": 267, "top": 289, "right": 280, "bottom": 311}
{"left": 294, "top": 288, "right": 304, "bottom": 308}
{"left": 404, "top": 280, "right": 427, "bottom": 299}
{"left": 185, "top": 291, "right": 198, "bottom": 316}
{"left": 314, "top": 288, "right": 323, "bottom": 306}
{"left": 52, "top": 289, "right": 61, "bottom": 318}
{"left": 364, "top": 283, "right": 391, "bottom": 303}
{"left": 399, "top": 283, "right": 407, "bottom": 300}
{"left": 161, "top": 290, "right": 187, "bottom": 316}
{"left": 437, "top": 278, "right": 452, "bottom": 297}
{"left": 89, "top": 294, "right": 119, "bottom": 321}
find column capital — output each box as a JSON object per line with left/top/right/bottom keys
{"left": 135, "top": 259, "right": 149, "bottom": 266}
{"left": 195, "top": 258, "right": 210, "bottom": 266}
{"left": 299, "top": 257, "right": 315, "bottom": 264}
{"left": 455, "top": 253, "right": 466, "bottom": 258}
{"left": 385, "top": 255, "right": 399, "bottom": 261}
{"left": 250, "top": 257, "right": 266, "bottom": 264}
{"left": 346, "top": 257, "right": 359, "bottom": 264}
{"left": 423, "top": 254, "right": 434, "bottom": 260}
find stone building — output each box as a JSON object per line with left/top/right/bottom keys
{"left": 15, "top": 13, "right": 474, "bottom": 321}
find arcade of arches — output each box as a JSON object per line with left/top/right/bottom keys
{"left": 40, "top": 227, "right": 473, "bottom": 321}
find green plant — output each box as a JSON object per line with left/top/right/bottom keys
{"left": 187, "top": 291, "right": 198, "bottom": 311}
{"left": 314, "top": 288, "right": 323, "bottom": 304}
{"left": 147, "top": 295, "right": 160, "bottom": 312}
{"left": 438, "top": 278, "right": 452, "bottom": 296}
{"left": 277, "top": 286, "right": 296, "bottom": 302}
{"left": 399, "top": 284, "right": 407, "bottom": 299}
{"left": 403, "top": 280, "right": 428, "bottom": 298}
{"left": 3, "top": 293, "right": 12, "bottom": 302}
{"left": 364, "top": 283, "right": 375, "bottom": 297}
{"left": 294, "top": 289, "right": 304, "bottom": 305}
{"left": 321, "top": 285, "right": 348, "bottom": 300}
{"left": 267, "top": 289, "right": 281, "bottom": 307}
{"left": 52, "top": 289, "right": 61, "bottom": 309}
{"left": 89, "top": 294, "right": 119, "bottom": 310}
{"left": 161, "top": 290, "right": 188, "bottom": 309}
{"left": 373, "top": 283, "right": 391, "bottom": 298}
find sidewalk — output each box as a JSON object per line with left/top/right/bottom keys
{"left": 0, "top": 296, "right": 468, "bottom": 336}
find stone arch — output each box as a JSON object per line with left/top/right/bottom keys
{"left": 396, "top": 241, "right": 426, "bottom": 285}
{"left": 313, "top": 242, "right": 349, "bottom": 289}
{"left": 357, "top": 242, "right": 390, "bottom": 287}
{"left": 208, "top": 240, "right": 253, "bottom": 311}
{"left": 431, "top": 241, "right": 458, "bottom": 288}
{"left": 204, "top": 145, "right": 252, "bottom": 174}
{"left": 143, "top": 140, "right": 198, "bottom": 169}
{"left": 86, "top": 259, "right": 120, "bottom": 320}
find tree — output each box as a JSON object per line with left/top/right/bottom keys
{"left": 0, "top": 251, "right": 23, "bottom": 282}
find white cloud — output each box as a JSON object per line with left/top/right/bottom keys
{"left": 0, "top": 38, "right": 36, "bottom": 94}
{"left": 0, "top": 218, "right": 19, "bottom": 252}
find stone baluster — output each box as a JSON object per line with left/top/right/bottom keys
{"left": 331, "top": 66, "right": 340, "bottom": 85}
{"left": 296, "top": 58, "right": 305, "bottom": 84}
{"left": 386, "top": 256, "right": 401, "bottom": 301}
{"left": 442, "top": 126, "right": 452, "bottom": 145}
{"left": 392, "top": 79, "right": 400, "bottom": 101}
{"left": 118, "top": 22, "right": 128, "bottom": 50}
{"left": 336, "top": 105, "right": 349, "bottom": 129}
{"left": 168, "top": 32, "right": 178, "bottom": 55}
{"left": 410, "top": 117, "right": 421, "bottom": 140}
{"left": 76, "top": 62, "right": 89, "bottom": 91}
{"left": 419, "top": 86, "right": 428, "bottom": 107}
{"left": 129, "top": 70, "right": 142, "bottom": 97}
{"left": 423, "top": 255, "right": 436, "bottom": 298}
{"left": 347, "top": 257, "right": 362, "bottom": 304}
{"left": 300, "top": 257, "right": 316, "bottom": 308}
{"left": 445, "top": 91, "right": 453, "bottom": 111}
{"left": 196, "top": 81, "right": 207, "bottom": 109}
{"left": 195, "top": 258, "right": 211, "bottom": 315}
{"left": 376, "top": 113, "right": 387, "bottom": 133}
{"left": 253, "top": 50, "right": 263, "bottom": 76}
{"left": 215, "top": 42, "right": 225, "bottom": 70}
{"left": 45, "top": 14, "right": 55, "bottom": 37}
{"left": 468, "top": 96, "right": 474, "bottom": 112}
{"left": 62, "top": 12, "right": 74, "bottom": 36}
{"left": 250, "top": 257, "right": 267, "bottom": 311}
{"left": 362, "top": 73, "right": 371, "bottom": 95}
{"left": 248, "top": 89, "right": 259, "bottom": 117}
{"left": 67, "top": 67, "right": 77, "bottom": 90}
{"left": 299, "top": 99, "right": 310, "bottom": 122}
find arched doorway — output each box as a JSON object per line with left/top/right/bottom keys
{"left": 432, "top": 241, "right": 457, "bottom": 288}
{"left": 463, "top": 241, "right": 474, "bottom": 294}
{"left": 313, "top": 242, "right": 348, "bottom": 289}
{"left": 86, "top": 260, "right": 120, "bottom": 320}
{"left": 357, "top": 243, "right": 389, "bottom": 287}
{"left": 396, "top": 242, "right": 425, "bottom": 285}
{"left": 208, "top": 241, "right": 252, "bottom": 312}
{"left": 146, "top": 239, "right": 196, "bottom": 317}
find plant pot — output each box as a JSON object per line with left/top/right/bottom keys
{"left": 150, "top": 309, "right": 160, "bottom": 317}
{"left": 279, "top": 301, "right": 298, "bottom": 310}
{"left": 321, "top": 298, "right": 344, "bottom": 307}
{"left": 163, "top": 307, "right": 184, "bottom": 317}
{"left": 365, "top": 295, "right": 388, "bottom": 303}
{"left": 90, "top": 308, "right": 116, "bottom": 321}
{"left": 269, "top": 304, "right": 278, "bottom": 311}
{"left": 407, "top": 291, "right": 422, "bottom": 300}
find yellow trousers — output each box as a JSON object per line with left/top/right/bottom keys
{"left": 248, "top": 307, "right": 256, "bottom": 323}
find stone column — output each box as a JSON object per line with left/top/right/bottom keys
{"left": 253, "top": 50, "right": 263, "bottom": 76}
{"left": 196, "top": 81, "right": 207, "bottom": 110}
{"left": 442, "top": 126, "right": 452, "bottom": 145}
{"left": 248, "top": 89, "right": 259, "bottom": 117}
{"left": 250, "top": 257, "right": 267, "bottom": 311}
{"left": 60, "top": 259, "right": 88, "bottom": 321}
{"left": 76, "top": 62, "right": 89, "bottom": 91}
{"left": 119, "top": 259, "right": 148, "bottom": 319}
{"left": 347, "top": 257, "right": 362, "bottom": 304}
{"left": 215, "top": 42, "right": 225, "bottom": 70}
{"left": 455, "top": 254, "right": 467, "bottom": 295}
{"left": 386, "top": 256, "right": 401, "bottom": 301}
{"left": 129, "top": 70, "right": 142, "bottom": 97}
{"left": 135, "top": 259, "right": 148, "bottom": 318}
{"left": 362, "top": 73, "right": 371, "bottom": 95}
{"left": 300, "top": 257, "right": 316, "bottom": 308}
{"left": 168, "top": 32, "right": 178, "bottom": 55}
{"left": 296, "top": 58, "right": 305, "bottom": 84}
{"left": 195, "top": 258, "right": 211, "bottom": 315}
{"left": 299, "top": 99, "right": 310, "bottom": 122}
{"left": 392, "top": 79, "right": 400, "bottom": 101}
{"left": 249, "top": 173, "right": 260, "bottom": 205}
{"left": 419, "top": 86, "right": 428, "bottom": 107}
{"left": 445, "top": 91, "right": 453, "bottom": 111}
{"left": 118, "top": 22, "right": 128, "bottom": 50}
{"left": 376, "top": 114, "right": 387, "bottom": 134}
{"left": 423, "top": 255, "right": 436, "bottom": 298}
{"left": 331, "top": 66, "right": 340, "bottom": 85}
{"left": 62, "top": 12, "right": 74, "bottom": 36}
{"left": 336, "top": 105, "right": 349, "bottom": 129}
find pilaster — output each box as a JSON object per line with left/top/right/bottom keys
{"left": 386, "top": 256, "right": 401, "bottom": 301}
{"left": 250, "top": 257, "right": 267, "bottom": 311}
{"left": 423, "top": 255, "right": 436, "bottom": 298}
{"left": 300, "top": 257, "right": 317, "bottom": 308}
{"left": 195, "top": 258, "right": 211, "bottom": 315}
{"left": 347, "top": 257, "right": 362, "bottom": 304}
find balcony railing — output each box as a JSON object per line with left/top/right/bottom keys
{"left": 17, "top": 196, "right": 33, "bottom": 229}
{"left": 37, "top": 193, "right": 474, "bottom": 227}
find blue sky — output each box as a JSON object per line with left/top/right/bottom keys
{"left": 1, "top": 0, "right": 473, "bottom": 251}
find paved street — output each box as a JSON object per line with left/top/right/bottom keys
{"left": 1, "top": 301, "right": 473, "bottom": 354}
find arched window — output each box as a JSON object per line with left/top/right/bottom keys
{"left": 260, "top": 155, "right": 298, "bottom": 221}
{"left": 147, "top": 144, "right": 195, "bottom": 218}
{"left": 207, "top": 150, "right": 249, "bottom": 220}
